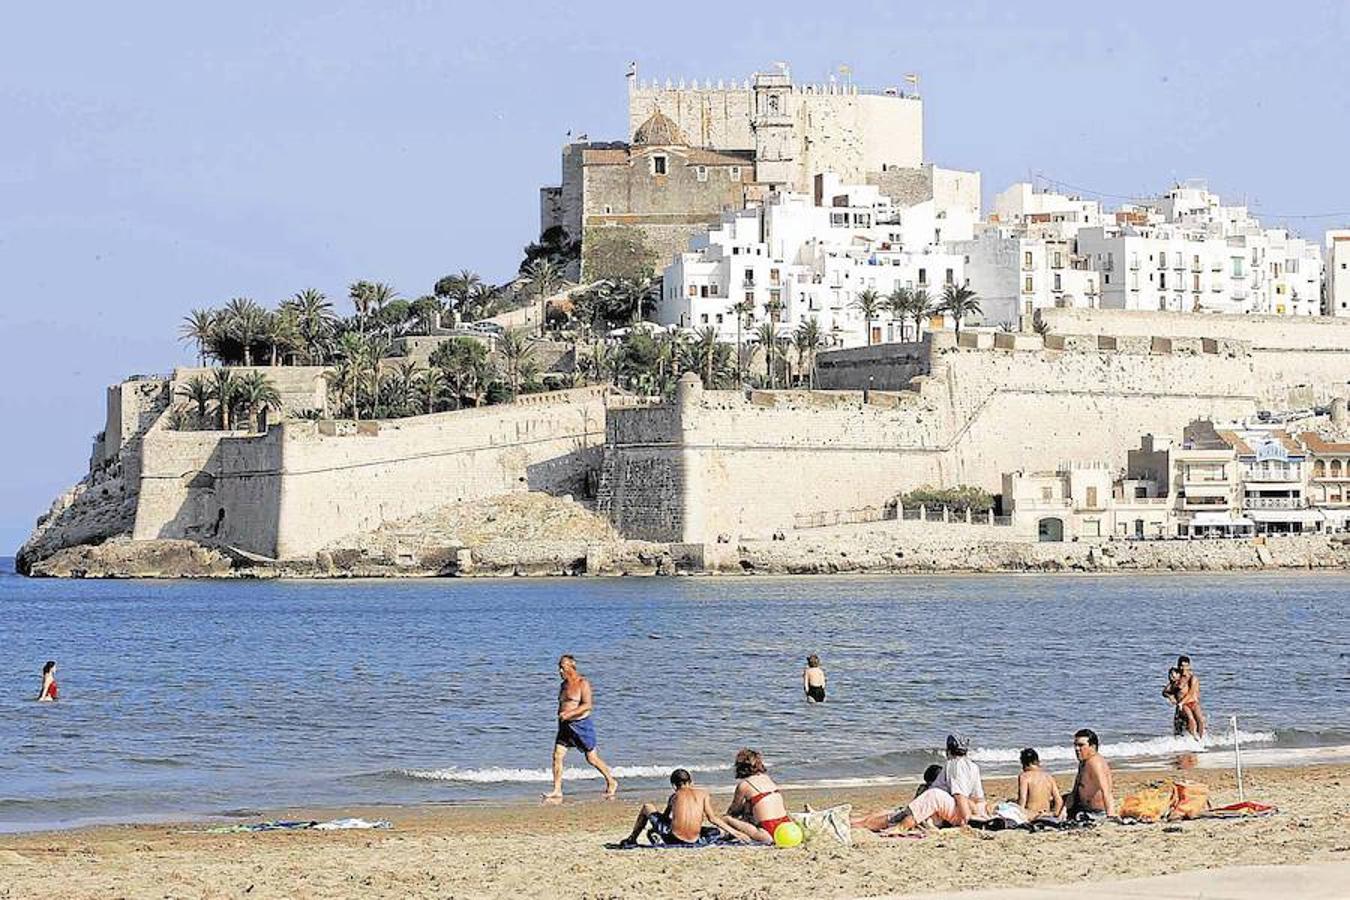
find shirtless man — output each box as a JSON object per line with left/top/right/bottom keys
{"left": 1065, "top": 729, "right": 1115, "bottom": 817}
{"left": 1176, "top": 655, "right": 1207, "bottom": 739}
{"left": 542, "top": 654, "right": 617, "bottom": 802}
{"left": 1162, "top": 667, "right": 1186, "bottom": 736}
{"left": 617, "top": 768, "right": 741, "bottom": 847}
{"left": 1016, "top": 748, "right": 1063, "bottom": 819}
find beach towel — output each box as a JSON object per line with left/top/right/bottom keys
{"left": 1118, "top": 784, "right": 1174, "bottom": 822}
{"left": 1206, "top": 801, "right": 1277, "bottom": 819}
{"left": 791, "top": 805, "right": 853, "bottom": 847}
{"left": 193, "top": 817, "right": 391, "bottom": 834}
{"left": 605, "top": 813, "right": 745, "bottom": 850}
{"left": 1168, "top": 781, "right": 1210, "bottom": 820}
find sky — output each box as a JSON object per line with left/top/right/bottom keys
{"left": 3, "top": 1, "right": 1349, "bottom": 553}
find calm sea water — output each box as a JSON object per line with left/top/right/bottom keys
{"left": 2, "top": 561, "right": 1348, "bottom": 831}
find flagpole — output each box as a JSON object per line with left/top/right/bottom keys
{"left": 1231, "top": 714, "right": 1245, "bottom": 802}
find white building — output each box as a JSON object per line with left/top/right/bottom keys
{"left": 660, "top": 174, "right": 969, "bottom": 347}
{"left": 972, "top": 181, "right": 1324, "bottom": 320}
{"left": 1326, "top": 230, "right": 1350, "bottom": 317}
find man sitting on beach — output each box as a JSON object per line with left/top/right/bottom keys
{"left": 933, "top": 734, "right": 987, "bottom": 820}
{"left": 1016, "top": 748, "right": 1063, "bottom": 820}
{"left": 543, "top": 654, "right": 618, "bottom": 803}
{"left": 617, "top": 769, "right": 742, "bottom": 847}
{"left": 1065, "top": 729, "right": 1115, "bottom": 817}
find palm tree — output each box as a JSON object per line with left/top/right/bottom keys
{"left": 368, "top": 282, "right": 398, "bottom": 314}
{"left": 287, "top": 289, "right": 336, "bottom": 362}
{"left": 234, "top": 370, "right": 281, "bottom": 431}
{"left": 754, "top": 321, "right": 778, "bottom": 387}
{"left": 348, "top": 281, "right": 376, "bottom": 329}
{"left": 520, "top": 258, "right": 564, "bottom": 337}
{"left": 264, "top": 309, "right": 301, "bottom": 365}
{"left": 495, "top": 328, "right": 535, "bottom": 400}
{"left": 387, "top": 360, "right": 423, "bottom": 415}
{"left": 334, "top": 331, "right": 369, "bottom": 419}
{"left": 851, "top": 288, "right": 883, "bottom": 346}
{"left": 731, "top": 298, "right": 755, "bottom": 383}
{"left": 886, "top": 286, "right": 912, "bottom": 342}
{"left": 209, "top": 368, "right": 238, "bottom": 430}
{"left": 418, "top": 365, "right": 448, "bottom": 413}
{"left": 177, "top": 375, "right": 214, "bottom": 428}
{"left": 909, "top": 288, "right": 936, "bottom": 341}
{"left": 688, "top": 327, "right": 720, "bottom": 389}
{"left": 224, "top": 298, "right": 266, "bottom": 366}
{"left": 794, "top": 318, "right": 824, "bottom": 388}
{"left": 410, "top": 295, "right": 443, "bottom": 335}
{"left": 939, "top": 284, "right": 982, "bottom": 337}
{"left": 323, "top": 361, "right": 357, "bottom": 420}
{"left": 180, "top": 309, "right": 217, "bottom": 366}
{"left": 435, "top": 269, "right": 482, "bottom": 323}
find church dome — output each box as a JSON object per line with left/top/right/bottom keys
{"left": 633, "top": 109, "right": 686, "bottom": 146}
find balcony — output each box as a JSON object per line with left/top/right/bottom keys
{"left": 1244, "top": 496, "right": 1306, "bottom": 510}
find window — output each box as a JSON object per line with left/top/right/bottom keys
{"left": 1053, "top": 273, "right": 1062, "bottom": 291}
{"left": 1334, "top": 460, "right": 1345, "bottom": 478}
{"left": 1104, "top": 273, "right": 1111, "bottom": 285}
{"left": 1041, "top": 486, "right": 1053, "bottom": 501}
{"left": 700, "top": 285, "right": 709, "bottom": 298}
{"left": 1158, "top": 251, "right": 1167, "bottom": 269}
{"left": 1053, "top": 251, "right": 1063, "bottom": 268}
{"left": 715, "top": 313, "right": 723, "bottom": 324}
{"left": 700, "top": 313, "right": 708, "bottom": 324}
{"left": 744, "top": 268, "right": 755, "bottom": 285}
{"left": 770, "top": 268, "right": 780, "bottom": 285}
{"left": 1160, "top": 272, "right": 1167, "bottom": 290}
{"left": 652, "top": 154, "right": 668, "bottom": 176}
{"left": 688, "top": 285, "right": 698, "bottom": 298}
{"left": 696, "top": 165, "right": 708, "bottom": 182}
{"left": 744, "top": 291, "right": 754, "bottom": 304}
{"left": 729, "top": 166, "right": 741, "bottom": 181}
{"left": 1232, "top": 257, "right": 1244, "bottom": 277}
{"left": 709, "top": 284, "right": 719, "bottom": 296}
{"left": 1023, "top": 250, "right": 1033, "bottom": 268}
{"left": 603, "top": 204, "right": 612, "bottom": 214}
{"left": 1086, "top": 486, "right": 1099, "bottom": 508}
{"left": 1024, "top": 276, "right": 1034, "bottom": 293}
{"left": 918, "top": 268, "right": 927, "bottom": 285}
{"left": 945, "top": 268, "right": 954, "bottom": 285}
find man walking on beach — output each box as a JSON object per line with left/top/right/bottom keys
{"left": 1065, "top": 728, "right": 1115, "bottom": 817}
{"left": 543, "top": 654, "right": 618, "bottom": 803}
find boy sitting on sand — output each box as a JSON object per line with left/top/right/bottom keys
{"left": 617, "top": 769, "right": 744, "bottom": 847}
{"left": 1015, "top": 748, "right": 1063, "bottom": 820}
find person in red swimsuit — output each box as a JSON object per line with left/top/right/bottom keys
{"left": 38, "top": 660, "right": 58, "bottom": 702}
{"left": 723, "top": 748, "right": 792, "bottom": 844}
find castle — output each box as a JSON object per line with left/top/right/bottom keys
{"left": 539, "top": 63, "right": 939, "bottom": 280}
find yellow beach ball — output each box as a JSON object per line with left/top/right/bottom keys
{"left": 773, "top": 821, "right": 804, "bottom": 849}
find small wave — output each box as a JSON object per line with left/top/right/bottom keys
{"left": 968, "top": 727, "right": 1276, "bottom": 764}
{"left": 391, "top": 762, "right": 723, "bottom": 784}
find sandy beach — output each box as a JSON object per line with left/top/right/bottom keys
{"left": 1, "top": 763, "right": 1345, "bottom": 899}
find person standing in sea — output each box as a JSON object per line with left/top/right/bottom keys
{"left": 802, "top": 654, "right": 826, "bottom": 703}
{"left": 37, "top": 660, "right": 58, "bottom": 702}
{"left": 543, "top": 654, "right": 618, "bottom": 802}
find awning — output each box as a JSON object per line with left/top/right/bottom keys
{"left": 1190, "top": 512, "right": 1254, "bottom": 527}
{"left": 1246, "top": 509, "right": 1325, "bottom": 524}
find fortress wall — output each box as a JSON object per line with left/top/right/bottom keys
{"left": 132, "top": 429, "right": 284, "bottom": 557}
{"left": 629, "top": 85, "right": 754, "bottom": 150}
{"left": 104, "top": 378, "right": 171, "bottom": 468}
{"left": 1037, "top": 308, "right": 1350, "bottom": 406}
{"left": 171, "top": 366, "right": 327, "bottom": 416}
{"left": 271, "top": 391, "right": 609, "bottom": 558}
{"left": 597, "top": 405, "right": 684, "bottom": 541}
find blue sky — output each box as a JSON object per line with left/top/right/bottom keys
{"left": 3, "top": 1, "right": 1348, "bottom": 553}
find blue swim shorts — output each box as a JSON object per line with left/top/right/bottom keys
{"left": 555, "top": 716, "right": 597, "bottom": 752}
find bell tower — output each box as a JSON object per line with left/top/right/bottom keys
{"left": 751, "top": 66, "right": 794, "bottom": 191}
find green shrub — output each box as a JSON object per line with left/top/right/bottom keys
{"left": 900, "top": 485, "right": 993, "bottom": 513}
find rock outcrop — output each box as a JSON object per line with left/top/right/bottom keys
{"left": 16, "top": 466, "right": 136, "bottom": 575}
{"left": 26, "top": 539, "right": 234, "bottom": 578}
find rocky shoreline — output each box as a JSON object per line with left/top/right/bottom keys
{"left": 25, "top": 527, "right": 1350, "bottom": 579}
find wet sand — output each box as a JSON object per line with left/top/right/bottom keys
{"left": 1, "top": 764, "right": 1345, "bottom": 899}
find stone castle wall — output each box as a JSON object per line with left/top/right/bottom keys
{"left": 600, "top": 324, "right": 1350, "bottom": 543}
{"left": 128, "top": 386, "right": 612, "bottom": 560}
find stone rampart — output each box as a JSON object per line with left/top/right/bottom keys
{"left": 126, "top": 386, "right": 612, "bottom": 560}
{"left": 598, "top": 326, "right": 1350, "bottom": 542}
{"left": 170, "top": 366, "right": 327, "bottom": 416}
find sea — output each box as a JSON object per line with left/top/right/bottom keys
{"left": 2, "top": 559, "right": 1348, "bottom": 832}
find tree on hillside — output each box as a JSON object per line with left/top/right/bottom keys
{"left": 520, "top": 225, "right": 581, "bottom": 272}
{"left": 940, "top": 284, "right": 982, "bottom": 337}
{"left": 519, "top": 258, "right": 564, "bottom": 337}
{"left": 886, "top": 286, "right": 912, "bottom": 341}
{"left": 754, "top": 321, "right": 778, "bottom": 387}
{"left": 210, "top": 368, "right": 239, "bottom": 430}
{"left": 731, "top": 298, "right": 755, "bottom": 384}
{"left": 851, "top": 288, "right": 883, "bottom": 346}
{"left": 177, "top": 375, "right": 213, "bottom": 428}
{"left": 410, "top": 295, "right": 443, "bottom": 335}
{"left": 434, "top": 269, "right": 482, "bottom": 323}
{"left": 794, "top": 318, "right": 825, "bottom": 388}
{"left": 180, "top": 309, "right": 217, "bottom": 366}
{"left": 234, "top": 370, "right": 281, "bottom": 431}
{"left": 909, "top": 288, "right": 936, "bottom": 341}
{"left": 430, "top": 337, "right": 490, "bottom": 408}
{"left": 495, "top": 328, "right": 535, "bottom": 400}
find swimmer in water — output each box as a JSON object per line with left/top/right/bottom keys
{"left": 803, "top": 654, "right": 826, "bottom": 703}
{"left": 38, "top": 660, "right": 58, "bottom": 702}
